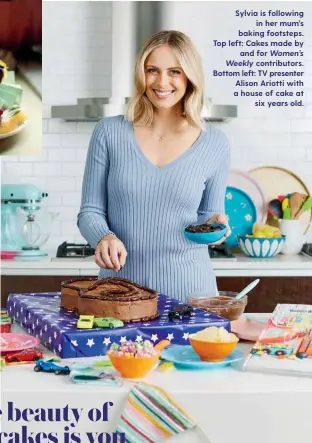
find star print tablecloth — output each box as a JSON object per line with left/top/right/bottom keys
{"left": 6, "top": 292, "right": 230, "bottom": 358}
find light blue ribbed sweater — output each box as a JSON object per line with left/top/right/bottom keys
{"left": 77, "top": 115, "right": 230, "bottom": 301}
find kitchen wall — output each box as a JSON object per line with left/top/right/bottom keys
{"left": 1, "top": 1, "right": 312, "bottom": 252}
{"left": 1, "top": 1, "right": 113, "bottom": 250}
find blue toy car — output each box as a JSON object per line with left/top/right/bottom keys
{"left": 34, "top": 359, "right": 70, "bottom": 375}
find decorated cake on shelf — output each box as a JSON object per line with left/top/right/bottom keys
{"left": 61, "top": 277, "right": 159, "bottom": 322}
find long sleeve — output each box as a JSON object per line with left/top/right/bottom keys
{"left": 197, "top": 134, "right": 230, "bottom": 224}
{"left": 77, "top": 120, "right": 114, "bottom": 248}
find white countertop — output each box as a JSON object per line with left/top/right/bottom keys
{"left": 3, "top": 320, "right": 311, "bottom": 395}
{"left": 1, "top": 252, "right": 311, "bottom": 277}
{"left": 3, "top": 340, "right": 312, "bottom": 395}
{"left": 2, "top": 322, "right": 312, "bottom": 443}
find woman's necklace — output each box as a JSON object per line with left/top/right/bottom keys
{"left": 148, "top": 126, "right": 165, "bottom": 141}
{"left": 148, "top": 123, "right": 188, "bottom": 141}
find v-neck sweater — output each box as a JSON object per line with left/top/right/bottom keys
{"left": 77, "top": 115, "right": 230, "bottom": 301}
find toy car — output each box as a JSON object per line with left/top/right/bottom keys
{"left": 168, "top": 304, "right": 193, "bottom": 321}
{"left": 77, "top": 315, "right": 94, "bottom": 329}
{"left": 93, "top": 317, "right": 124, "bottom": 329}
{"left": 34, "top": 359, "right": 70, "bottom": 375}
{"left": 5, "top": 348, "right": 43, "bottom": 363}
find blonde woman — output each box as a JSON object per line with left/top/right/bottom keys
{"left": 78, "top": 30, "right": 231, "bottom": 301}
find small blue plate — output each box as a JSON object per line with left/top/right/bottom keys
{"left": 225, "top": 186, "right": 257, "bottom": 248}
{"left": 161, "top": 346, "right": 244, "bottom": 370}
{"left": 184, "top": 223, "right": 227, "bottom": 245}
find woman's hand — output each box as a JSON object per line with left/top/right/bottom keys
{"left": 95, "top": 234, "right": 127, "bottom": 272}
{"left": 206, "top": 213, "right": 231, "bottom": 246}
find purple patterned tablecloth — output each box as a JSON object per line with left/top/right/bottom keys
{"left": 7, "top": 292, "right": 230, "bottom": 358}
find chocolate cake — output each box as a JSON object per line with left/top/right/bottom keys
{"left": 60, "top": 277, "right": 98, "bottom": 311}
{"left": 77, "top": 278, "right": 159, "bottom": 322}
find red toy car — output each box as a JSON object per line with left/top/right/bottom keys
{"left": 5, "top": 349, "right": 43, "bottom": 363}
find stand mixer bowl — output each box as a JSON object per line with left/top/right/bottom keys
{"left": 17, "top": 208, "right": 59, "bottom": 255}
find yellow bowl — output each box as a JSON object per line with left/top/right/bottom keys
{"left": 189, "top": 334, "right": 239, "bottom": 362}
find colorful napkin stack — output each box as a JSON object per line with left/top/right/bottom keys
{"left": 69, "top": 362, "right": 122, "bottom": 386}
{"left": 115, "top": 382, "right": 212, "bottom": 442}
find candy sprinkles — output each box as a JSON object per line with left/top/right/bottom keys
{"left": 108, "top": 340, "right": 158, "bottom": 358}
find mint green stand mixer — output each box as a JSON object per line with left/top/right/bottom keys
{"left": 1, "top": 184, "right": 58, "bottom": 258}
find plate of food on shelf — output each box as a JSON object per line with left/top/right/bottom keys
{"left": 0, "top": 59, "right": 27, "bottom": 139}
{"left": 0, "top": 105, "right": 27, "bottom": 139}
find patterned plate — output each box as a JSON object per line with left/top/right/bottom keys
{"left": 228, "top": 169, "right": 267, "bottom": 223}
{"left": 0, "top": 120, "right": 27, "bottom": 139}
{"left": 225, "top": 186, "right": 257, "bottom": 248}
{"left": 0, "top": 333, "right": 40, "bottom": 353}
{"left": 161, "top": 345, "right": 244, "bottom": 369}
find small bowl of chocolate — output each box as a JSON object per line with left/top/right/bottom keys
{"left": 188, "top": 291, "right": 247, "bottom": 321}
{"left": 184, "top": 223, "right": 227, "bottom": 244}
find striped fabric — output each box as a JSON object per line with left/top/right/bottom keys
{"left": 78, "top": 115, "right": 230, "bottom": 301}
{"left": 116, "top": 382, "right": 197, "bottom": 442}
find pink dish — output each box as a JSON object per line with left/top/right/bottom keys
{"left": 0, "top": 333, "right": 40, "bottom": 354}
{"left": 231, "top": 316, "right": 266, "bottom": 342}
{"left": 1, "top": 251, "right": 20, "bottom": 260}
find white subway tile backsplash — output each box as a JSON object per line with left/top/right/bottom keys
{"left": 77, "top": 122, "right": 97, "bottom": 134}
{"left": 61, "top": 134, "right": 91, "bottom": 148}
{"left": 19, "top": 152, "right": 47, "bottom": 162}
{"left": 22, "top": 177, "right": 48, "bottom": 189}
{"left": 75, "top": 149, "right": 88, "bottom": 163}
{"left": 47, "top": 148, "right": 76, "bottom": 162}
{"left": 291, "top": 119, "right": 312, "bottom": 132}
{"left": 75, "top": 177, "right": 84, "bottom": 193}
{"left": 43, "top": 134, "right": 62, "bottom": 148}
{"left": 42, "top": 120, "right": 48, "bottom": 133}
{"left": 34, "top": 163, "right": 63, "bottom": 177}
{"left": 45, "top": 192, "right": 63, "bottom": 207}
{"left": 307, "top": 90, "right": 312, "bottom": 103}
{"left": 291, "top": 133, "right": 312, "bottom": 148}
{"left": 305, "top": 105, "right": 312, "bottom": 117}
{"left": 49, "top": 220, "right": 62, "bottom": 237}
{"left": 48, "top": 120, "right": 77, "bottom": 134}
{"left": 63, "top": 192, "right": 82, "bottom": 207}
{"left": 61, "top": 163, "right": 85, "bottom": 177}
{"left": 305, "top": 76, "right": 312, "bottom": 89}
{"left": 2, "top": 163, "right": 33, "bottom": 181}
{"left": 52, "top": 206, "right": 78, "bottom": 221}
{"left": 47, "top": 177, "right": 76, "bottom": 192}
{"left": 61, "top": 221, "right": 81, "bottom": 237}
{"left": 277, "top": 148, "right": 307, "bottom": 162}
{"left": 42, "top": 105, "right": 51, "bottom": 119}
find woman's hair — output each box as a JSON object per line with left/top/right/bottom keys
{"left": 126, "top": 30, "right": 205, "bottom": 129}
